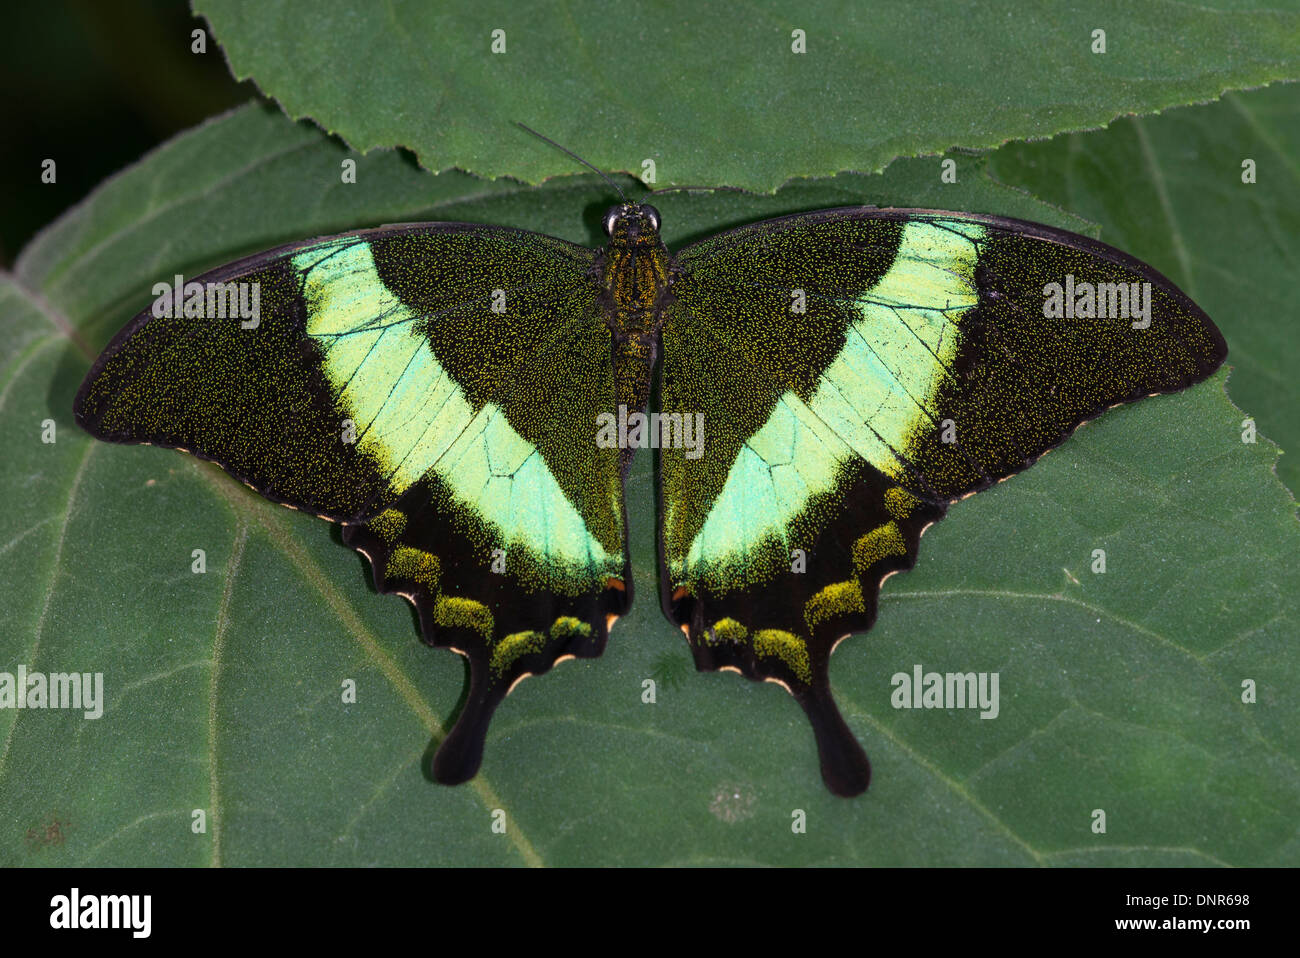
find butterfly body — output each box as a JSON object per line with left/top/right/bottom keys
{"left": 596, "top": 204, "right": 671, "bottom": 449}
{"left": 75, "top": 200, "right": 1226, "bottom": 796}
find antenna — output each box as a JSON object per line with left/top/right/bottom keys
{"left": 515, "top": 122, "right": 627, "bottom": 203}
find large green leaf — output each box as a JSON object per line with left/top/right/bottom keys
{"left": 989, "top": 82, "right": 1300, "bottom": 496}
{"left": 2, "top": 103, "right": 1296, "bottom": 865}
{"left": 194, "top": 0, "right": 1300, "bottom": 192}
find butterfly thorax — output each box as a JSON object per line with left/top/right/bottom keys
{"left": 597, "top": 204, "right": 671, "bottom": 422}
{"left": 597, "top": 204, "right": 671, "bottom": 337}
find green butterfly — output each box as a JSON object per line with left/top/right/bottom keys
{"left": 74, "top": 199, "right": 1226, "bottom": 796}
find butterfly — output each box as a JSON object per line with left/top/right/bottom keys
{"left": 74, "top": 192, "right": 1227, "bottom": 797}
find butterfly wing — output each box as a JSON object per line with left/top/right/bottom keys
{"left": 75, "top": 224, "right": 631, "bottom": 783}
{"left": 658, "top": 208, "right": 1227, "bottom": 795}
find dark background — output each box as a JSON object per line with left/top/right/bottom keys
{"left": 1, "top": 0, "right": 249, "bottom": 266}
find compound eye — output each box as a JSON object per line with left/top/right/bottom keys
{"left": 642, "top": 205, "right": 661, "bottom": 231}
{"left": 603, "top": 208, "right": 621, "bottom": 236}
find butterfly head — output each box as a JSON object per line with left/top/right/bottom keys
{"left": 603, "top": 203, "right": 662, "bottom": 247}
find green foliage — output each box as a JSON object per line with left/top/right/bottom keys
{"left": 195, "top": 0, "right": 1300, "bottom": 191}
{"left": 2, "top": 104, "right": 1296, "bottom": 865}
